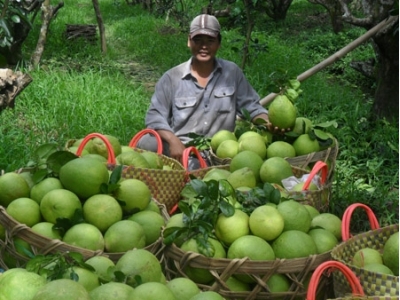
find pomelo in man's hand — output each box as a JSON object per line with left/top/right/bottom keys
{"left": 268, "top": 95, "right": 297, "bottom": 129}
{"left": 59, "top": 157, "right": 109, "bottom": 199}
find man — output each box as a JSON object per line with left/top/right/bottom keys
{"left": 138, "top": 14, "right": 278, "bottom": 165}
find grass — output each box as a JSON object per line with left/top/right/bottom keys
{"left": 1, "top": 0, "right": 398, "bottom": 231}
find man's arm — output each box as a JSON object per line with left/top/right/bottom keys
{"left": 157, "top": 129, "right": 186, "bottom": 163}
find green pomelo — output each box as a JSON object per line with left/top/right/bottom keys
{"left": 121, "top": 145, "right": 135, "bottom": 153}
{"left": 0, "top": 172, "right": 30, "bottom": 207}
{"left": 128, "top": 210, "right": 165, "bottom": 245}
{"left": 268, "top": 95, "right": 297, "bottom": 129}
{"left": 227, "top": 167, "right": 257, "bottom": 189}
{"left": 352, "top": 247, "right": 383, "bottom": 268}
{"left": 382, "top": 232, "right": 399, "bottom": 275}
{"left": 144, "top": 199, "right": 161, "bottom": 214}
{"left": 104, "top": 219, "right": 146, "bottom": 252}
{"left": 31, "top": 222, "right": 62, "bottom": 240}
{"left": 91, "top": 134, "right": 122, "bottom": 158}
{"left": 230, "top": 150, "right": 264, "bottom": 183}
{"left": 0, "top": 268, "right": 47, "bottom": 300}
{"left": 226, "top": 276, "right": 251, "bottom": 291}
{"left": 260, "top": 157, "right": 294, "bottom": 186}
{"left": 249, "top": 205, "right": 284, "bottom": 241}
{"left": 308, "top": 228, "right": 338, "bottom": 254}
{"left": 292, "top": 134, "right": 320, "bottom": 156}
{"left": 166, "top": 277, "right": 201, "bottom": 300}
{"left": 310, "top": 213, "right": 342, "bottom": 240}
{"left": 85, "top": 256, "right": 115, "bottom": 283}
{"left": 227, "top": 235, "right": 275, "bottom": 260}
{"left": 114, "top": 248, "right": 162, "bottom": 287}
{"left": 114, "top": 179, "right": 151, "bottom": 214}
{"left": 277, "top": 200, "right": 312, "bottom": 232}
{"left": 180, "top": 238, "right": 226, "bottom": 284}
{"left": 292, "top": 117, "right": 313, "bottom": 135}
{"left": 18, "top": 171, "right": 35, "bottom": 189}
{"left": 189, "top": 291, "right": 226, "bottom": 300}
{"left": 69, "top": 146, "right": 89, "bottom": 156}
{"left": 6, "top": 197, "right": 41, "bottom": 227}
{"left": 215, "top": 209, "right": 249, "bottom": 246}
{"left": 202, "top": 168, "right": 231, "bottom": 181}
{"left": 129, "top": 282, "right": 177, "bottom": 300}
{"left": 363, "top": 263, "right": 394, "bottom": 275}
{"left": 140, "top": 151, "right": 163, "bottom": 169}
{"left": 89, "top": 282, "right": 134, "bottom": 300}
{"left": 30, "top": 177, "right": 64, "bottom": 204}
{"left": 266, "top": 274, "right": 291, "bottom": 294}
{"left": 32, "top": 279, "right": 90, "bottom": 300}
{"left": 80, "top": 153, "right": 108, "bottom": 163}
{"left": 59, "top": 157, "right": 109, "bottom": 199}
{"left": 116, "top": 151, "right": 150, "bottom": 168}
{"left": 266, "top": 141, "right": 296, "bottom": 159}
{"left": 63, "top": 266, "right": 100, "bottom": 292}
{"left": 63, "top": 223, "right": 105, "bottom": 251}
{"left": 216, "top": 139, "right": 239, "bottom": 159}
{"left": 210, "top": 129, "right": 237, "bottom": 152}
{"left": 303, "top": 204, "right": 320, "bottom": 219}
{"left": 237, "top": 131, "right": 264, "bottom": 143}
{"left": 40, "top": 189, "right": 82, "bottom": 224}
{"left": 272, "top": 230, "right": 318, "bottom": 259}
{"left": 83, "top": 194, "right": 123, "bottom": 233}
{"left": 165, "top": 213, "right": 185, "bottom": 228}
{"left": 73, "top": 138, "right": 94, "bottom": 153}
{"left": 238, "top": 136, "right": 267, "bottom": 159}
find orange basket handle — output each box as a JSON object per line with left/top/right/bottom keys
{"left": 341, "top": 203, "right": 380, "bottom": 241}
{"left": 182, "top": 146, "right": 208, "bottom": 170}
{"left": 128, "top": 129, "right": 163, "bottom": 154}
{"left": 76, "top": 133, "right": 116, "bottom": 164}
{"left": 169, "top": 146, "right": 208, "bottom": 215}
{"left": 302, "top": 160, "right": 328, "bottom": 191}
{"left": 306, "top": 261, "right": 365, "bottom": 300}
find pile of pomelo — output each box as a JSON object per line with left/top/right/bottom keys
{"left": 0, "top": 248, "right": 221, "bottom": 300}
{"left": 164, "top": 171, "right": 343, "bottom": 294}
{"left": 0, "top": 150, "right": 167, "bottom": 266}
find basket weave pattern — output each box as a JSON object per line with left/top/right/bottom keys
{"left": 331, "top": 224, "right": 399, "bottom": 297}
{"left": 0, "top": 200, "right": 169, "bottom": 269}
{"left": 164, "top": 243, "right": 332, "bottom": 299}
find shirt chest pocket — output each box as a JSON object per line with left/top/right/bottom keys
{"left": 214, "top": 86, "right": 235, "bottom": 112}
{"left": 174, "top": 97, "right": 198, "bottom": 124}
{"left": 175, "top": 97, "right": 197, "bottom": 109}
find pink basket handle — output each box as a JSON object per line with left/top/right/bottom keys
{"left": 302, "top": 161, "right": 328, "bottom": 191}
{"left": 306, "top": 261, "right": 365, "bottom": 300}
{"left": 128, "top": 129, "right": 163, "bottom": 154}
{"left": 169, "top": 146, "right": 208, "bottom": 215}
{"left": 341, "top": 203, "right": 380, "bottom": 241}
{"left": 182, "top": 146, "right": 208, "bottom": 170}
{"left": 76, "top": 133, "right": 116, "bottom": 164}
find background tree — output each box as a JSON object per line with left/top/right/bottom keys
{"left": 310, "top": 0, "right": 399, "bottom": 120}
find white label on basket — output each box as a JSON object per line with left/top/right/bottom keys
{"left": 281, "top": 174, "right": 321, "bottom": 191}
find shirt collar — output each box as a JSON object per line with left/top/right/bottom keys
{"left": 181, "top": 57, "right": 222, "bottom": 80}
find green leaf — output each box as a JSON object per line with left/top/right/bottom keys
{"left": 219, "top": 200, "right": 235, "bottom": 217}
{"left": 31, "top": 169, "right": 49, "bottom": 184}
{"left": 46, "top": 151, "right": 78, "bottom": 174}
{"left": 109, "top": 165, "right": 122, "bottom": 184}
{"left": 0, "top": 18, "right": 11, "bottom": 37}
{"left": 313, "top": 120, "right": 338, "bottom": 129}
{"left": 34, "top": 143, "right": 59, "bottom": 160}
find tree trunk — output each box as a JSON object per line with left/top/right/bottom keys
{"left": 371, "top": 22, "right": 399, "bottom": 120}
{"left": 0, "top": 69, "right": 33, "bottom": 113}
{"left": 92, "top": 0, "right": 107, "bottom": 54}
{"left": 308, "top": 0, "right": 344, "bottom": 33}
{"left": 265, "top": 0, "right": 294, "bottom": 21}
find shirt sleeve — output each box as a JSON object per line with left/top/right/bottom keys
{"left": 232, "top": 64, "right": 269, "bottom": 119}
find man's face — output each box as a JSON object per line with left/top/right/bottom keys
{"left": 188, "top": 34, "right": 220, "bottom": 63}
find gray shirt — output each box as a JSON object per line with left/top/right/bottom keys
{"left": 145, "top": 57, "right": 268, "bottom": 144}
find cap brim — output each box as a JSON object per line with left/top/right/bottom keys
{"left": 190, "top": 29, "right": 219, "bottom": 39}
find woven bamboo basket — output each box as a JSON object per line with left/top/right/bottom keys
{"left": 164, "top": 242, "right": 332, "bottom": 299}
{"left": 0, "top": 199, "right": 169, "bottom": 270}
{"left": 66, "top": 131, "right": 187, "bottom": 211}
{"left": 331, "top": 224, "right": 399, "bottom": 297}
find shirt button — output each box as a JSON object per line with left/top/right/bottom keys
{"left": 205, "top": 105, "right": 208, "bottom": 108}
{"left": 183, "top": 102, "right": 187, "bottom": 105}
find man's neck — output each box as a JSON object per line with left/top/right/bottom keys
{"left": 191, "top": 58, "right": 215, "bottom": 79}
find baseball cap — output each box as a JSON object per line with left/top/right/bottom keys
{"left": 189, "top": 14, "right": 221, "bottom": 39}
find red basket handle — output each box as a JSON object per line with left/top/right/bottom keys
{"left": 341, "top": 203, "right": 380, "bottom": 241}
{"left": 302, "top": 161, "right": 328, "bottom": 191}
{"left": 306, "top": 261, "right": 365, "bottom": 300}
{"left": 169, "top": 146, "right": 208, "bottom": 215}
{"left": 182, "top": 146, "right": 208, "bottom": 170}
{"left": 76, "top": 133, "right": 116, "bottom": 164}
{"left": 128, "top": 129, "right": 163, "bottom": 154}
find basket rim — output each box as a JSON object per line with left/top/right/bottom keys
{"left": 164, "top": 242, "right": 332, "bottom": 274}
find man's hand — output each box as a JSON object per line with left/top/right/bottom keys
{"left": 157, "top": 129, "right": 186, "bottom": 163}
{"left": 252, "top": 113, "right": 291, "bottom": 134}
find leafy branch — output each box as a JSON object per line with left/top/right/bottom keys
{"left": 163, "top": 179, "right": 235, "bottom": 256}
